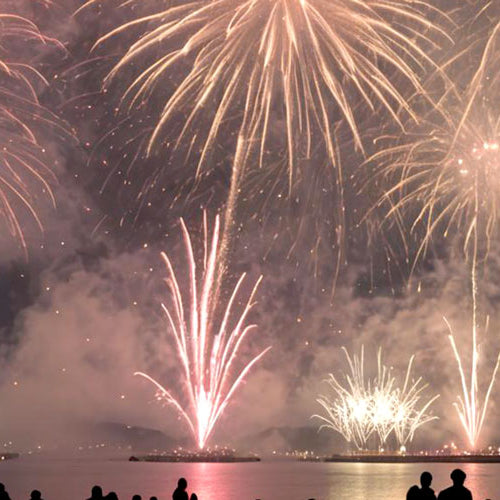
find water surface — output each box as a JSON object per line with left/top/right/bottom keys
{"left": 1, "top": 457, "right": 497, "bottom": 499}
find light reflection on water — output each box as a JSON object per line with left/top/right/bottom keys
{"left": 1, "top": 457, "right": 498, "bottom": 499}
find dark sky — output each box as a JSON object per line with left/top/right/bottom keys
{"left": 0, "top": 0, "right": 500, "bottom": 454}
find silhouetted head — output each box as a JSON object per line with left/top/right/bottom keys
{"left": 451, "top": 469, "right": 466, "bottom": 486}
{"left": 91, "top": 486, "right": 103, "bottom": 498}
{"left": 132, "top": 495, "right": 142, "bottom": 500}
{"left": 105, "top": 493, "right": 119, "bottom": 500}
{"left": 420, "top": 472, "right": 432, "bottom": 488}
{"left": 149, "top": 497, "right": 158, "bottom": 500}
{"left": 178, "top": 478, "right": 188, "bottom": 490}
{"left": 190, "top": 494, "right": 198, "bottom": 500}
{"left": 30, "top": 490, "right": 42, "bottom": 500}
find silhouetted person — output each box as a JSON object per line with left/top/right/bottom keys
{"left": 419, "top": 471, "right": 436, "bottom": 500}
{"left": 173, "top": 478, "right": 188, "bottom": 500}
{"left": 87, "top": 486, "right": 104, "bottom": 500}
{"left": 438, "top": 469, "right": 473, "bottom": 500}
{"left": 407, "top": 485, "right": 420, "bottom": 500}
{"left": 190, "top": 494, "right": 198, "bottom": 500}
{"left": 105, "top": 493, "right": 119, "bottom": 500}
{"left": 132, "top": 496, "right": 142, "bottom": 500}
{"left": 0, "top": 484, "right": 11, "bottom": 500}
{"left": 150, "top": 497, "right": 158, "bottom": 500}
{"left": 407, "top": 471, "right": 437, "bottom": 500}
{"left": 30, "top": 490, "right": 44, "bottom": 500}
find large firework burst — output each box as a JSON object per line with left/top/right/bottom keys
{"left": 0, "top": 12, "right": 65, "bottom": 254}
{"left": 77, "top": 0, "right": 450, "bottom": 268}
{"left": 365, "top": 15, "right": 500, "bottom": 267}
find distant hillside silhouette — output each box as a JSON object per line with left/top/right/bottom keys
{"left": 87, "top": 422, "right": 188, "bottom": 451}
{"left": 236, "top": 426, "right": 340, "bottom": 455}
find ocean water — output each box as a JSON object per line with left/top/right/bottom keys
{"left": 1, "top": 456, "right": 498, "bottom": 500}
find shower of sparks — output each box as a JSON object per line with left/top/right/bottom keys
{"left": 135, "top": 213, "right": 271, "bottom": 449}
{"left": 443, "top": 263, "right": 500, "bottom": 450}
{"left": 0, "top": 13, "right": 64, "bottom": 254}
{"left": 76, "top": 0, "right": 450, "bottom": 264}
{"left": 366, "top": 111, "right": 500, "bottom": 266}
{"left": 365, "top": 20, "right": 500, "bottom": 268}
{"left": 314, "top": 346, "right": 438, "bottom": 450}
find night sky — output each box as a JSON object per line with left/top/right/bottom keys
{"left": 1, "top": 0, "right": 500, "bottom": 454}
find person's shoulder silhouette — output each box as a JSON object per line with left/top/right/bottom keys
{"left": 87, "top": 485, "right": 104, "bottom": 500}
{"left": 0, "top": 483, "right": 11, "bottom": 500}
{"left": 438, "top": 469, "right": 473, "bottom": 500}
{"left": 407, "top": 485, "right": 420, "bottom": 500}
{"left": 173, "top": 478, "right": 188, "bottom": 500}
{"left": 30, "top": 490, "right": 44, "bottom": 500}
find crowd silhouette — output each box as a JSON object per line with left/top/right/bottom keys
{"left": 407, "top": 469, "right": 474, "bottom": 500}
{"left": 0, "top": 478, "right": 198, "bottom": 500}
{"left": 0, "top": 469, "right": 486, "bottom": 499}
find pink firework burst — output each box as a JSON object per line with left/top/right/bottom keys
{"left": 136, "top": 214, "right": 271, "bottom": 449}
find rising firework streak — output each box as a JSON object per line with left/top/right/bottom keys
{"left": 444, "top": 263, "right": 500, "bottom": 449}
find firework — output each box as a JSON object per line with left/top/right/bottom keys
{"left": 0, "top": 13, "right": 65, "bottom": 254}
{"left": 314, "top": 346, "right": 438, "bottom": 450}
{"left": 443, "top": 265, "right": 500, "bottom": 449}
{"left": 77, "top": 0, "right": 450, "bottom": 263}
{"left": 365, "top": 17, "right": 500, "bottom": 267}
{"left": 365, "top": 110, "right": 500, "bottom": 268}
{"left": 135, "top": 213, "right": 270, "bottom": 449}
{"left": 315, "top": 346, "right": 374, "bottom": 450}
{"left": 363, "top": 16, "right": 500, "bottom": 448}
{"left": 391, "top": 355, "right": 440, "bottom": 448}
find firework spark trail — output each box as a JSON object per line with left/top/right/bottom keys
{"left": 392, "top": 355, "right": 440, "bottom": 447}
{"left": 443, "top": 237, "right": 500, "bottom": 449}
{"left": 364, "top": 103, "right": 500, "bottom": 276}
{"left": 0, "top": 13, "right": 65, "bottom": 254}
{"left": 314, "top": 346, "right": 438, "bottom": 450}
{"left": 135, "top": 213, "right": 270, "bottom": 449}
{"left": 77, "top": 0, "right": 451, "bottom": 274}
